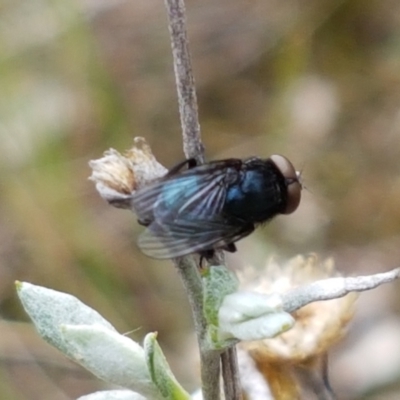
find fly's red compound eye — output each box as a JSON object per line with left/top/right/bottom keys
{"left": 269, "top": 155, "right": 302, "bottom": 214}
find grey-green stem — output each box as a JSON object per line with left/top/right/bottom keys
{"left": 163, "top": 0, "right": 204, "bottom": 165}
{"left": 163, "top": 0, "right": 241, "bottom": 399}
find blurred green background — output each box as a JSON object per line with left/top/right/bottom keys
{"left": 2, "top": 0, "right": 400, "bottom": 399}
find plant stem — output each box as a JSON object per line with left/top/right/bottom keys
{"left": 221, "top": 347, "right": 243, "bottom": 400}
{"left": 163, "top": 0, "right": 204, "bottom": 164}
{"left": 163, "top": 0, "right": 242, "bottom": 399}
{"left": 174, "top": 257, "right": 221, "bottom": 400}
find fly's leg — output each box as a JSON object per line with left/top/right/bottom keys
{"left": 187, "top": 158, "right": 197, "bottom": 169}
{"left": 223, "top": 243, "right": 237, "bottom": 253}
{"left": 138, "top": 219, "right": 151, "bottom": 227}
{"left": 199, "top": 249, "right": 215, "bottom": 267}
{"left": 198, "top": 243, "right": 237, "bottom": 267}
{"left": 166, "top": 158, "right": 198, "bottom": 177}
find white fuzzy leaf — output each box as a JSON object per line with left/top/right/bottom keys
{"left": 16, "top": 282, "right": 116, "bottom": 357}
{"left": 77, "top": 390, "right": 146, "bottom": 400}
{"left": 62, "top": 324, "right": 161, "bottom": 399}
{"left": 218, "top": 291, "right": 294, "bottom": 341}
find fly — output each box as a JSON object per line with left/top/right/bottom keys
{"left": 132, "top": 155, "right": 302, "bottom": 259}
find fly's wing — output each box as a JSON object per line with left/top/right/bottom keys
{"left": 138, "top": 217, "right": 253, "bottom": 259}
{"left": 131, "top": 161, "right": 234, "bottom": 224}
{"left": 131, "top": 160, "right": 249, "bottom": 258}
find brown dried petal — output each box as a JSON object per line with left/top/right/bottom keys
{"left": 88, "top": 137, "right": 167, "bottom": 209}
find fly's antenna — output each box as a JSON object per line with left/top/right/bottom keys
{"left": 296, "top": 163, "right": 312, "bottom": 194}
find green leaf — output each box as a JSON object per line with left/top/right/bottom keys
{"left": 202, "top": 266, "right": 239, "bottom": 326}
{"left": 201, "top": 266, "right": 239, "bottom": 348}
{"left": 144, "top": 332, "right": 191, "bottom": 400}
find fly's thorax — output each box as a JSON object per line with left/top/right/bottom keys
{"left": 223, "top": 161, "right": 288, "bottom": 223}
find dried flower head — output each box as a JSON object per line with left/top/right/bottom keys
{"left": 238, "top": 254, "right": 357, "bottom": 399}
{"left": 239, "top": 254, "right": 356, "bottom": 361}
{"left": 88, "top": 137, "right": 167, "bottom": 209}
